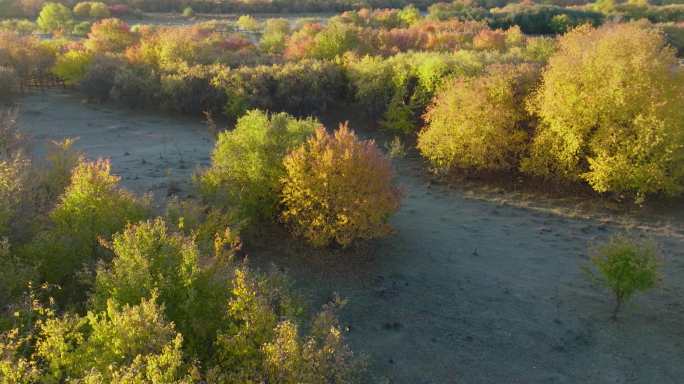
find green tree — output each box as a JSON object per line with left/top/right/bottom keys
{"left": 524, "top": 22, "right": 684, "bottom": 201}
{"left": 36, "top": 2, "right": 74, "bottom": 34}
{"left": 586, "top": 235, "right": 661, "bottom": 320}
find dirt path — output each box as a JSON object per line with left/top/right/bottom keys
{"left": 17, "top": 91, "right": 684, "bottom": 384}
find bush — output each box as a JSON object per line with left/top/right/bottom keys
{"left": 182, "top": 6, "right": 194, "bottom": 17}
{"left": 27, "top": 159, "right": 148, "bottom": 298}
{"left": 51, "top": 49, "right": 93, "bottom": 85}
{"left": 418, "top": 64, "right": 539, "bottom": 172}
{"left": 71, "top": 20, "right": 91, "bottom": 36}
{"left": 85, "top": 18, "right": 136, "bottom": 53}
{"left": 73, "top": 2, "right": 91, "bottom": 18}
{"left": 110, "top": 62, "right": 161, "bottom": 108}
{"left": 79, "top": 55, "right": 121, "bottom": 101}
{"left": 93, "top": 218, "right": 231, "bottom": 357}
{"left": 34, "top": 296, "right": 192, "bottom": 382}
{"left": 236, "top": 14, "right": 259, "bottom": 31}
{"left": 0, "top": 66, "right": 20, "bottom": 104}
{"left": 259, "top": 18, "right": 290, "bottom": 54}
{"left": 281, "top": 124, "right": 401, "bottom": 247}
{"left": 198, "top": 110, "right": 318, "bottom": 222}
{"left": 586, "top": 235, "right": 661, "bottom": 320}
{"left": 36, "top": 2, "right": 73, "bottom": 34}
{"left": 159, "top": 64, "right": 226, "bottom": 115}
{"left": 524, "top": 22, "right": 684, "bottom": 201}
{"left": 89, "top": 1, "right": 110, "bottom": 19}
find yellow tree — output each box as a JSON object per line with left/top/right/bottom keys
{"left": 524, "top": 22, "right": 684, "bottom": 201}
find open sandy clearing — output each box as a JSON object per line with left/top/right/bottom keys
{"left": 17, "top": 90, "right": 684, "bottom": 384}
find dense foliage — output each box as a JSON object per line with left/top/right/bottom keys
{"left": 198, "top": 110, "right": 319, "bottom": 222}
{"left": 418, "top": 63, "right": 539, "bottom": 172}
{"left": 1, "top": 109, "right": 365, "bottom": 381}
{"left": 524, "top": 22, "right": 684, "bottom": 201}
{"left": 281, "top": 124, "right": 401, "bottom": 247}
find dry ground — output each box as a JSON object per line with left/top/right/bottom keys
{"left": 17, "top": 90, "right": 684, "bottom": 384}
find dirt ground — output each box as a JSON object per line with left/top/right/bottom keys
{"left": 17, "top": 91, "right": 684, "bottom": 384}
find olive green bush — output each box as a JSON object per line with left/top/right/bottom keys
{"left": 27, "top": 159, "right": 149, "bottom": 298}
{"left": 35, "top": 296, "right": 193, "bottom": 382}
{"left": 51, "top": 49, "right": 93, "bottom": 85}
{"left": 93, "top": 218, "right": 230, "bottom": 357}
{"left": 79, "top": 54, "right": 122, "bottom": 101}
{"left": 586, "top": 235, "right": 661, "bottom": 320}
{"left": 524, "top": 22, "right": 684, "bottom": 201}
{"left": 198, "top": 110, "right": 318, "bottom": 222}
{"left": 418, "top": 63, "right": 539, "bottom": 172}
{"left": 36, "top": 2, "right": 74, "bottom": 34}
{"left": 281, "top": 124, "right": 402, "bottom": 247}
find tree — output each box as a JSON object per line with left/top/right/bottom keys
{"left": 281, "top": 124, "right": 402, "bottom": 247}
{"left": 586, "top": 235, "right": 661, "bottom": 320}
{"left": 524, "top": 22, "right": 684, "bottom": 201}
{"left": 36, "top": 2, "right": 73, "bottom": 34}
{"left": 418, "top": 64, "right": 538, "bottom": 172}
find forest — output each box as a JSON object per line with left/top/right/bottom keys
{"left": 1, "top": 0, "right": 684, "bottom": 382}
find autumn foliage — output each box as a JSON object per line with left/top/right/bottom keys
{"left": 281, "top": 124, "right": 401, "bottom": 247}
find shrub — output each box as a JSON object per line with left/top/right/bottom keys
{"left": 0, "top": 109, "right": 26, "bottom": 236}
{"left": 281, "top": 124, "right": 401, "bottom": 247}
{"left": 36, "top": 2, "right": 73, "bottom": 34}
{"left": 198, "top": 110, "right": 318, "bottom": 222}
{"left": 0, "top": 155, "right": 28, "bottom": 236}
{"left": 79, "top": 54, "right": 121, "bottom": 101}
{"left": 110, "top": 62, "right": 160, "bottom": 108}
{"left": 0, "top": 67, "right": 20, "bottom": 104}
{"left": 418, "top": 64, "right": 539, "bottom": 172}
{"left": 92, "top": 218, "right": 231, "bottom": 357}
{"left": 73, "top": 2, "right": 91, "bottom": 18}
{"left": 85, "top": 18, "right": 136, "bottom": 53}
{"left": 160, "top": 64, "right": 227, "bottom": 115}
{"left": 182, "top": 6, "right": 194, "bottom": 17}
{"left": 259, "top": 18, "right": 290, "bottom": 54}
{"left": 310, "top": 22, "right": 360, "bottom": 59}
{"left": 71, "top": 20, "right": 91, "bottom": 36}
{"left": 27, "top": 159, "right": 148, "bottom": 298}
{"left": 473, "top": 28, "right": 507, "bottom": 51}
{"left": 586, "top": 235, "right": 661, "bottom": 320}
{"left": 236, "top": 14, "right": 259, "bottom": 31}
{"left": 34, "top": 297, "right": 192, "bottom": 382}
{"left": 88, "top": 1, "right": 110, "bottom": 19}
{"left": 524, "top": 22, "right": 684, "bottom": 201}
{"left": 51, "top": 49, "right": 93, "bottom": 85}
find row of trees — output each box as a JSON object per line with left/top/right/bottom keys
{"left": 418, "top": 22, "right": 684, "bottom": 201}
{"left": 2, "top": 13, "right": 682, "bottom": 201}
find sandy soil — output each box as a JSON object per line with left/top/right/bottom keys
{"left": 17, "top": 90, "right": 684, "bottom": 384}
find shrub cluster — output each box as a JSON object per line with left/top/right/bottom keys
{"left": 417, "top": 22, "right": 684, "bottom": 201}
